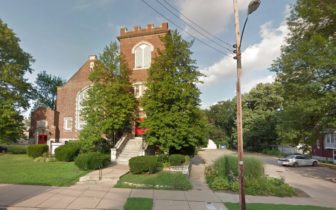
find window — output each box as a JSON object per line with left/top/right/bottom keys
{"left": 133, "top": 42, "right": 153, "bottom": 69}
{"left": 76, "top": 87, "right": 89, "bottom": 130}
{"left": 36, "top": 120, "right": 47, "bottom": 128}
{"left": 133, "top": 83, "right": 146, "bottom": 98}
{"left": 64, "top": 117, "right": 73, "bottom": 131}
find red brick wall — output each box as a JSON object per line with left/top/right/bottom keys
{"left": 30, "top": 107, "right": 58, "bottom": 141}
{"left": 56, "top": 59, "right": 93, "bottom": 141}
{"left": 312, "top": 137, "right": 333, "bottom": 158}
{"left": 119, "top": 22, "right": 168, "bottom": 83}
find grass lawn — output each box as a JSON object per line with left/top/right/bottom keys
{"left": 115, "top": 171, "right": 192, "bottom": 190}
{"left": 0, "top": 154, "right": 88, "bottom": 186}
{"left": 124, "top": 198, "right": 153, "bottom": 210}
{"left": 225, "top": 203, "right": 334, "bottom": 210}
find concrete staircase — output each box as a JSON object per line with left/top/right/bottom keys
{"left": 117, "top": 137, "right": 144, "bottom": 165}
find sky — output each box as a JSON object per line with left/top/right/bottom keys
{"left": 0, "top": 0, "right": 295, "bottom": 110}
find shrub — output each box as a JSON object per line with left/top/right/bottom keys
{"left": 213, "top": 155, "right": 263, "bottom": 179}
{"left": 55, "top": 141, "right": 81, "bottom": 162}
{"left": 157, "top": 154, "right": 169, "bottom": 163}
{"left": 27, "top": 144, "right": 49, "bottom": 158}
{"left": 75, "top": 152, "right": 110, "bottom": 170}
{"left": 129, "top": 156, "right": 160, "bottom": 174}
{"left": 262, "top": 148, "right": 285, "bottom": 157}
{"left": 169, "top": 154, "right": 186, "bottom": 166}
{"left": 1, "top": 145, "right": 27, "bottom": 154}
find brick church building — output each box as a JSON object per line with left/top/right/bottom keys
{"left": 29, "top": 22, "right": 169, "bottom": 150}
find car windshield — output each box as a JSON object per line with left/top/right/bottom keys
{"left": 285, "top": 155, "right": 295, "bottom": 159}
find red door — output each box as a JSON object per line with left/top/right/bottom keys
{"left": 38, "top": 134, "right": 48, "bottom": 144}
{"left": 135, "top": 118, "right": 146, "bottom": 136}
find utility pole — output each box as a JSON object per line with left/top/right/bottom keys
{"left": 233, "top": 0, "right": 246, "bottom": 209}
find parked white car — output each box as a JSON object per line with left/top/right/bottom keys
{"left": 278, "top": 155, "right": 318, "bottom": 167}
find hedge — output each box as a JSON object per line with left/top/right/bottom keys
{"left": 129, "top": 156, "right": 160, "bottom": 174}
{"left": 27, "top": 144, "right": 49, "bottom": 158}
{"left": 169, "top": 154, "right": 186, "bottom": 166}
{"left": 55, "top": 141, "right": 81, "bottom": 162}
{"left": 75, "top": 152, "right": 110, "bottom": 170}
{"left": 0, "top": 145, "right": 27, "bottom": 154}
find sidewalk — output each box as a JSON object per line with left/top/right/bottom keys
{"left": 1, "top": 152, "right": 335, "bottom": 209}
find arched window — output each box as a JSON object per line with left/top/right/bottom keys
{"left": 76, "top": 87, "right": 89, "bottom": 130}
{"left": 132, "top": 42, "right": 153, "bottom": 69}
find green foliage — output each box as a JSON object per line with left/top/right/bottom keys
{"left": 1, "top": 144, "right": 27, "bottom": 154}
{"left": 169, "top": 154, "right": 186, "bottom": 166}
{"left": 124, "top": 198, "right": 153, "bottom": 210}
{"left": 74, "top": 152, "right": 110, "bottom": 170}
{"left": 55, "top": 141, "right": 81, "bottom": 162}
{"left": 205, "top": 100, "right": 236, "bottom": 148}
{"left": 142, "top": 30, "right": 207, "bottom": 153}
{"left": 206, "top": 155, "right": 294, "bottom": 196}
{"left": 32, "top": 71, "right": 65, "bottom": 110}
{"left": 27, "top": 144, "right": 48, "bottom": 158}
{"left": 0, "top": 154, "right": 88, "bottom": 186}
{"left": 80, "top": 42, "right": 136, "bottom": 152}
{"left": 225, "top": 203, "right": 333, "bottom": 210}
{"left": 129, "top": 156, "right": 160, "bottom": 174}
{"left": 157, "top": 154, "right": 169, "bottom": 164}
{"left": 0, "top": 19, "right": 33, "bottom": 144}
{"left": 262, "top": 148, "right": 285, "bottom": 157}
{"left": 115, "top": 171, "right": 192, "bottom": 190}
{"left": 271, "top": 0, "right": 336, "bottom": 145}
{"left": 241, "top": 83, "right": 283, "bottom": 151}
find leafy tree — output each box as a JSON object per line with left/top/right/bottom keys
{"left": 205, "top": 100, "right": 236, "bottom": 148}
{"left": 242, "top": 83, "right": 283, "bottom": 151}
{"left": 271, "top": 0, "right": 336, "bottom": 145}
{"left": 141, "top": 30, "right": 207, "bottom": 154}
{"left": 80, "top": 42, "right": 136, "bottom": 152}
{"left": 0, "top": 19, "right": 33, "bottom": 143}
{"left": 33, "top": 71, "right": 65, "bottom": 110}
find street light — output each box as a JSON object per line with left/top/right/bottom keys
{"left": 232, "top": 1, "right": 260, "bottom": 210}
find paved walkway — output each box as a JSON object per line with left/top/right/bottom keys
{"left": 1, "top": 151, "right": 336, "bottom": 209}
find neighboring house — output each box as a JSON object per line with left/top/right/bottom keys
{"left": 29, "top": 22, "right": 168, "bottom": 149}
{"left": 312, "top": 129, "right": 336, "bottom": 164}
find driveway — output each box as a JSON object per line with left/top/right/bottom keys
{"left": 198, "top": 149, "right": 336, "bottom": 208}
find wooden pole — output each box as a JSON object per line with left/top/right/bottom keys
{"left": 233, "top": 0, "right": 246, "bottom": 209}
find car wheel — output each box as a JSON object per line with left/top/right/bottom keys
{"left": 293, "top": 162, "right": 298, "bottom": 167}
{"left": 312, "top": 161, "right": 318, "bottom": 166}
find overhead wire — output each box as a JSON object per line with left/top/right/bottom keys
{"left": 141, "top": 0, "right": 231, "bottom": 56}
{"left": 160, "top": 0, "right": 233, "bottom": 49}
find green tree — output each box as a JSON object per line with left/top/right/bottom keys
{"left": 79, "top": 42, "right": 136, "bottom": 152}
{"left": 271, "top": 0, "right": 336, "bottom": 145}
{"left": 0, "top": 19, "right": 33, "bottom": 143}
{"left": 141, "top": 30, "right": 207, "bottom": 154}
{"left": 205, "top": 100, "right": 236, "bottom": 148}
{"left": 33, "top": 71, "right": 65, "bottom": 110}
{"left": 242, "top": 83, "right": 283, "bottom": 151}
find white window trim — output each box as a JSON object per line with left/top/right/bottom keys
{"left": 76, "top": 86, "right": 90, "bottom": 131}
{"left": 36, "top": 120, "right": 47, "bottom": 128}
{"left": 133, "top": 82, "right": 147, "bottom": 98}
{"left": 132, "top": 41, "right": 154, "bottom": 70}
{"left": 63, "top": 117, "right": 73, "bottom": 131}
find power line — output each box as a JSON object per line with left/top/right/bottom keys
{"left": 141, "top": 0, "right": 231, "bottom": 56}
{"left": 156, "top": 0, "right": 232, "bottom": 52}
{"left": 160, "top": 0, "right": 233, "bottom": 48}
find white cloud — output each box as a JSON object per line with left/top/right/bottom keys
{"left": 241, "top": 74, "right": 275, "bottom": 93}
{"left": 176, "top": 0, "right": 250, "bottom": 36}
{"left": 200, "top": 19, "right": 289, "bottom": 85}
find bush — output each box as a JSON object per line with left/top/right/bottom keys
{"left": 1, "top": 145, "right": 27, "bottom": 154}
{"left": 169, "top": 154, "right": 186, "bottom": 166}
{"left": 157, "top": 154, "right": 169, "bottom": 164}
{"left": 27, "top": 144, "right": 48, "bottom": 158}
{"left": 75, "top": 152, "right": 110, "bottom": 170}
{"left": 262, "top": 148, "right": 285, "bottom": 157}
{"left": 129, "top": 156, "right": 160, "bottom": 174}
{"left": 55, "top": 141, "right": 81, "bottom": 162}
{"left": 213, "top": 155, "right": 263, "bottom": 179}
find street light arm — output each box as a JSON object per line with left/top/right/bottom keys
{"left": 239, "top": 15, "right": 249, "bottom": 49}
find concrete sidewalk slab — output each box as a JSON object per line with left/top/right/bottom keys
{"left": 154, "top": 190, "right": 186, "bottom": 201}
{"left": 130, "top": 189, "right": 154, "bottom": 198}
{"left": 153, "top": 200, "right": 189, "bottom": 210}
{"left": 189, "top": 201, "right": 227, "bottom": 210}
{"left": 185, "top": 190, "right": 221, "bottom": 202}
